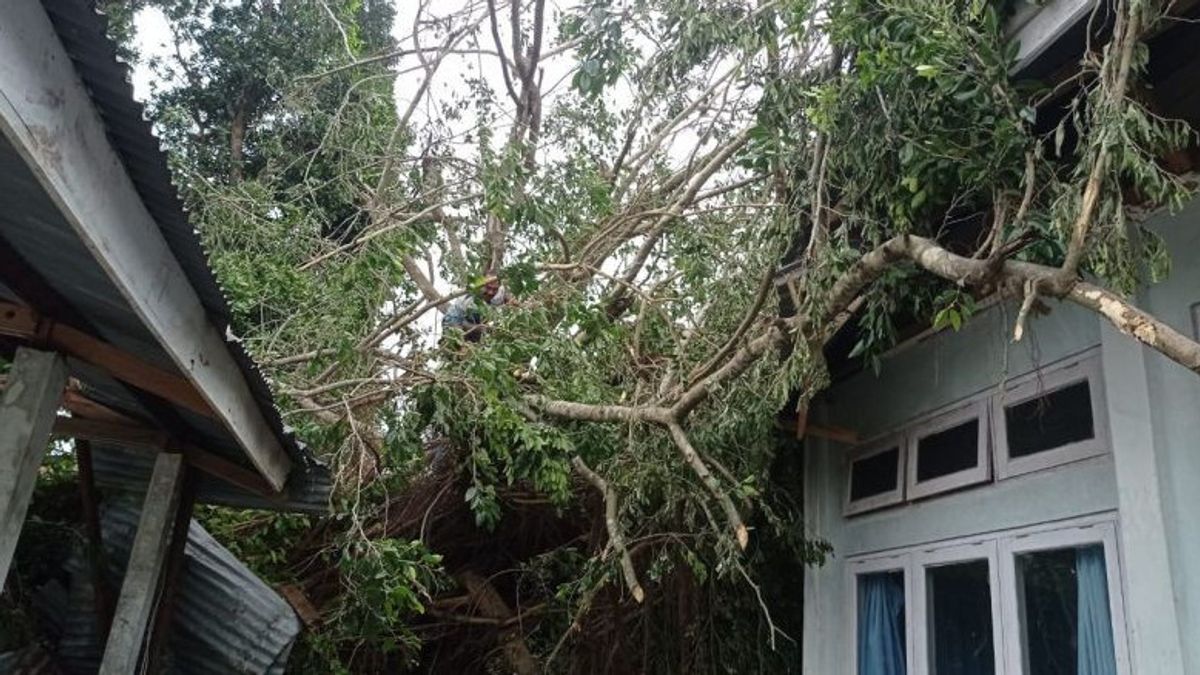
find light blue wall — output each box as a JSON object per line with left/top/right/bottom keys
{"left": 1136, "top": 198, "right": 1200, "bottom": 674}
{"left": 802, "top": 300, "right": 1117, "bottom": 674}
{"left": 801, "top": 197, "right": 1200, "bottom": 674}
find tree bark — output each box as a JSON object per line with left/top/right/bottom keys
{"left": 852, "top": 236, "right": 1200, "bottom": 373}
{"left": 457, "top": 571, "right": 541, "bottom": 675}
{"left": 229, "top": 96, "right": 247, "bottom": 182}
{"left": 572, "top": 456, "right": 645, "bottom": 602}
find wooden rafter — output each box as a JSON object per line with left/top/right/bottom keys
{"left": 51, "top": 417, "right": 278, "bottom": 498}
{"left": 0, "top": 301, "right": 212, "bottom": 418}
{"left": 774, "top": 417, "right": 860, "bottom": 445}
{"left": 0, "top": 369, "right": 280, "bottom": 497}
{"left": 0, "top": 0, "right": 290, "bottom": 490}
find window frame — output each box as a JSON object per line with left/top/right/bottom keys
{"left": 906, "top": 399, "right": 992, "bottom": 500}
{"left": 846, "top": 514, "right": 1128, "bottom": 675}
{"left": 998, "top": 520, "right": 1130, "bottom": 675}
{"left": 847, "top": 552, "right": 914, "bottom": 675}
{"left": 992, "top": 351, "right": 1109, "bottom": 479}
{"left": 844, "top": 434, "right": 907, "bottom": 516}
{"left": 912, "top": 539, "right": 1005, "bottom": 675}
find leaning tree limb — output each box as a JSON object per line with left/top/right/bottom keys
{"left": 836, "top": 235, "right": 1200, "bottom": 373}
{"left": 667, "top": 423, "right": 750, "bottom": 550}
{"left": 571, "top": 456, "right": 645, "bottom": 603}
{"left": 1061, "top": 0, "right": 1143, "bottom": 276}
{"left": 532, "top": 231, "right": 1200, "bottom": 563}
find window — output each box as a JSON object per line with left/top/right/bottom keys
{"left": 850, "top": 518, "right": 1129, "bottom": 675}
{"left": 841, "top": 351, "right": 1108, "bottom": 515}
{"left": 993, "top": 354, "right": 1107, "bottom": 479}
{"left": 926, "top": 561, "right": 996, "bottom": 674}
{"left": 850, "top": 554, "right": 911, "bottom": 675}
{"left": 845, "top": 436, "right": 906, "bottom": 515}
{"left": 857, "top": 570, "right": 907, "bottom": 675}
{"left": 999, "top": 522, "right": 1130, "bottom": 675}
{"left": 913, "top": 542, "right": 1003, "bottom": 675}
{"left": 906, "top": 401, "right": 990, "bottom": 500}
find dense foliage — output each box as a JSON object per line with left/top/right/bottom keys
{"left": 107, "top": 0, "right": 1196, "bottom": 671}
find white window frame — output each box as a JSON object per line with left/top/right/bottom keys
{"left": 998, "top": 520, "right": 1131, "bottom": 675}
{"left": 847, "top": 552, "right": 914, "bottom": 675}
{"left": 912, "top": 539, "right": 1005, "bottom": 675}
{"left": 845, "top": 514, "right": 1128, "bottom": 675}
{"left": 844, "top": 434, "right": 906, "bottom": 516}
{"left": 906, "top": 399, "right": 991, "bottom": 500}
{"left": 992, "top": 350, "right": 1108, "bottom": 479}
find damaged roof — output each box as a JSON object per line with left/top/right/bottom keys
{"left": 0, "top": 0, "right": 332, "bottom": 511}
{"left": 32, "top": 501, "right": 302, "bottom": 674}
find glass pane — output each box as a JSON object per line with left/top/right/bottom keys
{"left": 851, "top": 447, "right": 900, "bottom": 501}
{"left": 1005, "top": 381, "right": 1094, "bottom": 458}
{"left": 858, "top": 571, "right": 906, "bottom": 675}
{"left": 926, "top": 560, "right": 994, "bottom": 675}
{"left": 916, "top": 419, "right": 979, "bottom": 482}
{"left": 1018, "top": 544, "right": 1117, "bottom": 675}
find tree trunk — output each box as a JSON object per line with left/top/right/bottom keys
{"left": 229, "top": 98, "right": 246, "bottom": 182}
{"left": 456, "top": 571, "right": 541, "bottom": 675}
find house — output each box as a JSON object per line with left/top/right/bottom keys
{"left": 0, "top": 0, "right": 330, "bottom": 671}
{"left": 794, "top": 1, "right": 1200, "bottom": 674}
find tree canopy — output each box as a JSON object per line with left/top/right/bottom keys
{"left": 109, "top": 0, "right": 1198, "bottom": 670}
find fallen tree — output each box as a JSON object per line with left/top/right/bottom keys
{"left": 113, "top": 0, "right": 1200, "bottom": 670}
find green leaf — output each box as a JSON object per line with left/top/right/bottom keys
{"left": 910, "top": 188, "right": 928, "bottom": 209}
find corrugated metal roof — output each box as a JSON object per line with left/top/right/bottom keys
{"left": 0, "top": 646, "right": 56, "bottom": 674}
{"left": 92, "top": 444, "right": 331, "bottom": 515}
{"left": 0, "top": 0, "right": 333, "bottom": 510}
{"left": 34, "top": 501, "right": 301, "bottom": 674}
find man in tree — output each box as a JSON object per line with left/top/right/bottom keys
{"left": 442, "top": 276, "right": 509, "bottom": 342}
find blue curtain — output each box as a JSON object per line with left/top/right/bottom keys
{"left": 1076, "top": 546, "right": 1117, "bottom": 675}
{"left": 858, "top": 573, "right": 906, "bottom": 675}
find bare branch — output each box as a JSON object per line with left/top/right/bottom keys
{"left": 666, "top": 423, "right": 749, "bottom": 550}
{"left": 571, "top": 456, "right": 645, "bottom": 603}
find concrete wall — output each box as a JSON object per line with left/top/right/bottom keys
{"left": 801, "top": 197, "right": 1200, "bottom": 674}
{"left": 1134, "top": 197, "right": 1200, "bottom": 673}
{"left": 802, "top": 299, "right": 1116, "bottom": 674}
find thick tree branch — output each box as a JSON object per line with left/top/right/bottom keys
{"left": 846, "top": 235, "right": 1200, "bottom": 373}
{"left": 529, "top": 396, "right": 670, "bottom": 425}
{"left": 667, "top": 423, "right": 749, "bottom": 550}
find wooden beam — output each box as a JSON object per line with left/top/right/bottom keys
{"left": 0, "top": 347, "right": 67, "bottom": 586}
{"left": 0, "top": 302, "right": 211, "bottom": 419}
{"left": 51, "top": 417, "right": 277, "bottom": 498}
{"left": 76, "top": 440, "right": 115, "bottom": 641}
{"left": 774, "top": 418, "right": 860, "bottom": 445}
{"left": 278, "top": 583, "right": 322, "bottom": 628}
{"left": 0, "top": 239, "right": 207, "bottom": 456}
{"left": 63, "top": 385, "right": 138, "bottom": 426}
{"left": 100, "top": 453, "right": 185, "bottom": 675}
{"left": 146, "top": 469, "right": 196, "bottom": 673}
{"left": 0, "top": 1, "right": 290, "bottom": 490}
